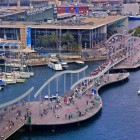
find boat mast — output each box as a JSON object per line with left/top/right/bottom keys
{"left": 59, "top": 18, "right": 62, "bottom": 56}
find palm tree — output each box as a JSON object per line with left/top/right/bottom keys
{"left": 49, "top": 33, "right": 59, "bottom": 50}
{"left": 71, "top": 42, "right": 81, "bottom": 54}
{"left": 37, "top": 33, "right": 59, "bottom": 50}
{"left": 62, "top": 32, "right": 75, "bottom": 52}
{"left": 37, "top": 36, "right": 46, "bottom": 46}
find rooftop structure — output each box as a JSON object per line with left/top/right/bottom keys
{"left": 121, "top": 3, "right": 139, "bottom": 15}
{"left": 0, "top": 38, "right": 21, "bottom": 52}
{"left": 0, "top": 2, "right": 128, "bottom": 50}
{"left": 0, "top": 14, "right": 128, "bottom": 50}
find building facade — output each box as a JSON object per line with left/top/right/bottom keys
{"left": 57, "top": 5, "right": 89, "bottom": 14}
{"left": 0, "top": 15, "right": 128, "bottom": 50}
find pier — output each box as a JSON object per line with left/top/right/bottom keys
{"left": 0, "top": 72, "right": 129, "bottom": 140}
{"left": 0, "top": 32, "right": 139, "bottom": 139}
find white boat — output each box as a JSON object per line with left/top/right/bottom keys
{"left": 3, "top": 72, "right": 21, "bottom": 78}
{"left": 19, "top": 72, "right": 31, "bottom": 78}
{"left": 5, "top": 63, "right": 26, "bottom": 68}
{"left": 28, "top": 72, "right": 34, "bottom": 76}
{"left": 48, "top": 61, "right": 63, "bottom": 71}
{"left": 138, "top": 89, "right": 140, "bottom": 94}
{"left": 0, "top": 79, "right": 6, "bottom": 86}
{"left": 76, "top": 60, "right": 85, "bottom": 64}
{"left": 0, "top": 86, "right": 3, "bottom": 90}
{"left": 60, "top": 62, "right": 69, "bottom": 70}
{"left": 2, "top": 78, "right": 16, "bottom": 84}
{"left": 16, "top": 78, "right": 26, "bottom": 83}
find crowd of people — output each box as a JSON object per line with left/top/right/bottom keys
{"left": 0, "top": 100, "right": 32, "bottom": 138}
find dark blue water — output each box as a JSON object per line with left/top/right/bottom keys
{"left": 12, "top": 68, "right": 140, "bottom": 140}
{"left": 2, "top": 21, "right": 140, "bottom": 140}
{"left": 0, "top": 61, "right": 103, "bottom": 104}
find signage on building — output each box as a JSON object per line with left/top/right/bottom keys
{"left": 27, "top": 6, "right": 52, "bottom": 15}
{"left": 26, "top": 27, "right": 31, "bottom": 48}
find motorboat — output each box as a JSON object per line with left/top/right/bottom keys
{"left": 76, "top": 60, "right": 85, "bottom": 64}
{"left": 138, "top": 89, "right": 140, "bottom": 94}
{"left": 129, "top": 15, "right": 140, "bottom": 20}
{"left": 3, "top": 72, "right": 21, "bottom": 79}
{"left": 28, "top": 72, "right": 34, "bottom": 76}
{"left": 5, "top": 63, "right": 26, "bottom": 68}
{"left": 0, "top": 79, "right": 6, "bottom": 86}
{"left": 2, "top": 78, "right": 16, "bottom": 84}
{"left": 16, "top": 78, "right": 26, "bottom": 83}
{"left": 19, "top": 72, "right": 31, "bottom": 78}
{"left": 47, "top": 61, "right": 63, "bottom": 71}
{"left": 59, "top": 62, "right": 69, "bottom": 70}
{"left": 0, "top": 86, "right": 4, "bottom": 90}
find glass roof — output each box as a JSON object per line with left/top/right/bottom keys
{"left": 0, "top": 42, "right": 20, "bottom": 48}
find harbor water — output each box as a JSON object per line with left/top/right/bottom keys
{"left": 1, "top": 21, "right": 140, "bottom": 140}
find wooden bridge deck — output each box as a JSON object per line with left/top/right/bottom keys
{"left": 0, "top": 73, "right": 129, "bottom": 140}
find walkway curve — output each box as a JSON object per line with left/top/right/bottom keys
{"left": 71, "top": 52, "right": 131, "bottom": 90}
{"left": 34, "top": 65, "right": 88, "bottom": 98}
{"left": 124, "top": 36, "right": 140, "bottom": 43}
{"left": 0, "top": 87, "right": 34, "bottom": 109}
{"left": 70, "top": 61, "right": 111, "bottom": 90}
{"left": 106, "top": 30, "right": 136, "bottom": 44}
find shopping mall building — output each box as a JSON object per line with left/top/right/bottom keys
{"left": 0, "top": 5, "right": 128, "bottom": 51}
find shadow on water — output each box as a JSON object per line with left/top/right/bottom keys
{"left": 9, "top": 110, "right": 103, "bottom": 140}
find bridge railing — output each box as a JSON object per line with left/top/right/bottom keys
{"left": 34, "top": 66, "right": 88, "bottom": 98}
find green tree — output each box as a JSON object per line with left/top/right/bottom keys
{"left": 62, "top": 32, "right": 75, "bottom": 51}
{"left": 129, "top": 26, "right": 140, "bottom": 36}
{"left": 37, "top": 33, "right": 59, "bottom": 50}
{"left": 49, "top": 33, "right": 59, "bottom": 50}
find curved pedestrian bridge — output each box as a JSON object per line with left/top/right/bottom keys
{"left": 0, "top": 72, "right": 129, "bottom": 140}
{"left": 0, "top": 32, "right": 139, "bottom": 139}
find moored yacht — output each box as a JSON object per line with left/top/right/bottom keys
{"left": 76, "top": 60, "right": 85, "bottom": 64}
{"left": 59, "top": 62, "right": 69, "bottom": 70}
{"left": 0, "top": 79, "right": 6, "bottom": 86}
{"left": 48, "top": 61, "right": 63, "bottom": 71}
{"left": 16, "top": 78, "right": 26, "bottom": 83}
{"left": 129, "top": 15, "right": 140, "bottom": 20}
{"left": 2, "top": 77, "right": 16, "bottom": 84}
{"left": 19, "top": 72, "right": 31, "bottom": 78}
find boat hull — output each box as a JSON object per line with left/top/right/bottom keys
{"left": 129, "top": 16, "right": 140, "bottom": 20}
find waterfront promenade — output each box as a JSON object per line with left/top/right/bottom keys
{"left": 113, "top": 47, "right": 140, "bottom": 70}
{"left": 106, "top": 31, "right": 140, "bottom": 70}
{"left": 0, "top": 72, "right": 129, "bottom": 140}
{"left": 0, "top": 32, "right": 139, "bottom": 139}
